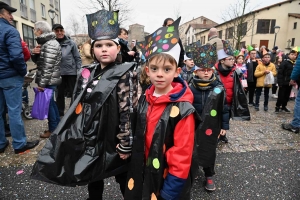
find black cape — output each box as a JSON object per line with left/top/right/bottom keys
{"left": 31, "top": 62, "right": 136, "bottom": 186}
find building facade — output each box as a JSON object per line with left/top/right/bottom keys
{"left": 2, "top": 0, "right": 61, "bottom": 50}
{"left": 128, "top": 23, "right": 149, "bottom": 44}
{"left": 179, "top": 16, "right": 218, "bottom": 48}
{"left": 195, "top": 0, "right": 300, "bottom": 52}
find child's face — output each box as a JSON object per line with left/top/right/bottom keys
{"left": 236, "top": 56, "right": 244, "bottom": 64}
{"left": 221, "top": 56, "right": 234, "bottom": 67}
{"left": 278, "top": 56, "right": 282, "bottom": 62}
{"left": 184, "top": 59, "right": 194, "bottom": 68}
{"left": 289, "top": 53, "right": 297, "bottom": 61}
{"left": 195, "top": 68, "right": 213, "bottom": 80}
{"left": 146, "top": 58, "right": 180, "bottom": 95}
{"left": 262, "top": 55, "right": 271, "bottom": 64}
{"left": 93, "top": 40, "right": 120, "bottom": 66}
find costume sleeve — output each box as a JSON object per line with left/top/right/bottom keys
{"left": 116, "top": 71, "right": 138, "bottom": 154}
{"left": 6, "top": 29, "right": 26, "bottom": 76}
{"left": 254, "top": 64, "right": 264, "bottom": 77}
{"left": 277, "top": 62, "right": 285, "bottom": 86}
{"left": 291, "top": 54, "right": 300, "bottom": 81}
{"left": 161, "top": 114, "right": 195, "bottom": 199}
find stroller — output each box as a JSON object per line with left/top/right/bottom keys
{"left": 22, "top": 68, "right": 36, "bottom": 119}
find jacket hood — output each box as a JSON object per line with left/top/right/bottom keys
{"left": 146, "top": 77, "right": 193, "bottom": 104}
{"left": 36, "top": 32, "right": 56, "bottom": 44}
{"left": 182, "top": 65, "right": 195, "bottom": 72}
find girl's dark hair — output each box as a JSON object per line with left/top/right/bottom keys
{"left": 118, "top": 28, "right": 128, "bottom": 35}
{"left": 275, "top": 55, "right": 282, "bottom": 66}
{"left": 163, "top": 18, "right": 174, "bottom": 26}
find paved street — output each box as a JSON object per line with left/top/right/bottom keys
{"left": 1, "top": 61, "right": 300, "bottom": 199}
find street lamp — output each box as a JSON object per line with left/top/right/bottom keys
{"left": 273, "top": 25, "right": 280, "bottom": 48}
{"left": 48, "top": 9, "right": 56, "bottom": 26}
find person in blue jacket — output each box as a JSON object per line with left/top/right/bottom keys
{"left": 0, "top": 1, "right": 39, "bottom": 154}
{"left": 282, "top": 52, "right": 300, "bottom": 133}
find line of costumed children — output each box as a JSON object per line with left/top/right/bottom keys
{"left": 30, "top": 10, "right": 251, "bottom": 200}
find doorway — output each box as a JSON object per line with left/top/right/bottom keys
{"left": 259, "top": 40, "right": 269, "bottom": 49}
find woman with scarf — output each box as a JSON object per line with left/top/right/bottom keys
{"left": 118, "top": 28, "right": 136, "bottom": 63}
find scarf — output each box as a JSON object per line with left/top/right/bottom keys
{"left": 56, "top": 35, "right": 67, "bottom": 44}
{"left": 218, "top": 63, "right": 232, "bottom": 77}
{"left": 192, "top": 74, "right": 217, "bottom": 91}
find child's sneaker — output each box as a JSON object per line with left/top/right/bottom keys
{"left": 281, "top": 107, "right": 291, "bottom": 113}
{"left": 205, "top": 177, "right": 216, "bottom": 191}
{"left": 218, "top": 135, "right": 228, "bottom": 143}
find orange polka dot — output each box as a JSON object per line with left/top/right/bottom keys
{"left": 128, "top": 178, "right": 134, "bottom": 190}
{"left": 163, "top": 167, "right": 169, "bottom": 179}
{"left": 171, "top": 38, "right": 178, "bottom": 44}
{"left": 75, "top": 103, "right": 82, "bottom": 114}
{"left": 151, "top": 193, "right": 157, "bottom": 200}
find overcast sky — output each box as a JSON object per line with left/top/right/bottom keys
{"left": 61, "top": 0, "right": 284, "bottom": 34}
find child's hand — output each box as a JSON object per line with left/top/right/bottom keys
{"left": 220, "top": 129, "right": 226, "bottom": 136}
{"left": 116, "top": 144, "right": 131, "bottom": 160}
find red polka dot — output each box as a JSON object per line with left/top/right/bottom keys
{"left": 205, "top": 129, "right": 212, "bottom": 136}
{"left": 155, "top": 35, "right": 161, "bottom": 41}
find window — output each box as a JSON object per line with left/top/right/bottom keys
{"left": 218, "top": 30, "right": 222, "bottom": 39}
{"left": 20, "top": 0, "right": 26, "bottom": 4}
{"left": 22, "top": 23, "right": 34, "bottom": 50}
{"left": 291, "top": 38, "right": 295, "bottom": 46}
{"left": 257, "top": 19, "right": 276, "bottom": 34}
{"left": 29, "top": 0, "right": 35, "bottom": 9}
{"left": 41, "top": 3, "right": 45, "bottom": 18}
{"left": 50, "top": 0, "right": 54, "bottom": 6}
{"left": 20, "top": 0, "right": 28, "bottom": 19}
{"left": 226, "top": 27, "right": 234, "bottom": 39}
{"left": 237, "top": 22, "right": 247, "bottom": 36}
{"left": 55, "top": 0, "right": 59, "bottom": 10}
{"left": 294, "top": 22, "right": 297, "bottom": 29}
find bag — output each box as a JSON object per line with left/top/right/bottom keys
{"left": 241, "top": 79, "right": 248, "bottom": 88}
{"left": 31, "top": 88, "right": 52, "bottom": 120}
{"left": 264, "top": 73, "right": 274, "bottom": 85}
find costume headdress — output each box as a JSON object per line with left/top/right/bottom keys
{"left": 217, "top": 40, "right": 233, "bottom": 60}
{"left": 292, "top": 46, "right": 300, "bottom": 52}
{"left": 139, "top": 17, "right": 181, "bottom": 64}
{"left": 247, "top": 45, "right": 254, "bottom": 52}
{"left": 190, "top": 43, "right": 217, "bottom": 70}
{"left": 86, "top": 10, "right": 119, "bottom": 43}
{"left": 262, "top": 48, "right": 269, "bottom": 57}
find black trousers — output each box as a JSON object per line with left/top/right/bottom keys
{"left": 56, "top": 75, "right": 77, "bottom": 115}
{"left": 272, "top": 84, "right": 278, "bottom": 94}
{"left": 276, "top": 85, "right": 292, "bottom": 108}
{"left": 247, "top": 82, "right": 256, "bottom": 104}
{"left": 87, "top": 172, "right": 127, "bottom": 200}
{"left": 255, "top": 87, "right": 270, "bottom": 106}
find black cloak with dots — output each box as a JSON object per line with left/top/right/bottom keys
{"left": 124, "top": 94, "right": 196, "bottom": 200}
{"left": 30, "top": 62, "right": 136, "bottom": 186}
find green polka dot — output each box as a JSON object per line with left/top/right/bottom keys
{"left": 153, "top": 158, "right": 160, "bottom": 169}
{"left": 211, "top": 110, "right": 217, "bottom": 117}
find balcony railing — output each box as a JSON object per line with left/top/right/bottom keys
{"left": 20, "top": 3, "right": 28, "bottom": 19}
{"left": 30, "top": 8, "right": 36, "bottom": 23}
{"left": 50, "top": 0, "right": 54, "bottom": 6}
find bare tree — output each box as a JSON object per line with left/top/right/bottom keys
{"left": 221, "top": 0, "right": 258, "bottom": 49}
{"left": 77, "top": 0, "right": 132, "bottom": 27}
{"left": 66, "top": 16, "right": 89, "bottom": 45}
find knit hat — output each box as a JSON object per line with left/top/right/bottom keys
{"left": 140, "top": 17, "right": 181, "bottom": 64}
{"left": 191, "top": 43, "right": 217, "bottom": 70}
{"left": 86, "top": 10, "right": 119, "bottom": 44}
{"left": 217, "top": 40, "right": 233, "bottom": 60}
{"left": 272, "top": 46, "right": 278, "bottom": 51}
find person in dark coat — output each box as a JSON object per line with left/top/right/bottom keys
{"left": 118, "top": 28, "right": 136, "bottom": 63}
{"left": 189, "top": 43, "right": 229, "bottom": 192}
{"left": 275, "top": 50, "right": 298, "bottom": 112}
{"left": 31, "top": 10, "right": 139, "bottom": 200}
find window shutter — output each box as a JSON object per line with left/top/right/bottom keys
{"left": 270, "top": 20, "right": 276, "bottom": 33}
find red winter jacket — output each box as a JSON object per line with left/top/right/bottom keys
{"left": 215, "top": 63, "right": 235, "bottom": 106}
{"left": 21, "top": 40, "right": 31, "bottom": 62}
{"left": 145, "top": 82, "right": 195, "bottom": 179}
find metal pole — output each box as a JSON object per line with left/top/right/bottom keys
{"left": 273, "top": 33, "right": 277, "bottom": 48}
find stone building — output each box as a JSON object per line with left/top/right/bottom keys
{"left": 3, "top": 0, "right": 61, "bottom": 50}
{"left": 128, "top": 23, "right": 149, "bottom": 43}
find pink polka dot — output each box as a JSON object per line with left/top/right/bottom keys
{"left": 205, "top": 129, "right": 212, "bottom": 136}
{"left": 155, "top": 35, "right": 161, "bottom": 41}
{"left": 162, "top": 44, "right": 169, "bottom": 50}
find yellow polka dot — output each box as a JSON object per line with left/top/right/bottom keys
{"left": 151, "top": 193, "right": 157, "bottom": 200}
{"left": 153, "top": 158, "right": 160, "bottom": 169}
{"left": 128, "top": 178, "right": 134, "bottom": 190}
{"left": 170, "top": 106, "right": 180, "bottom": 117}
